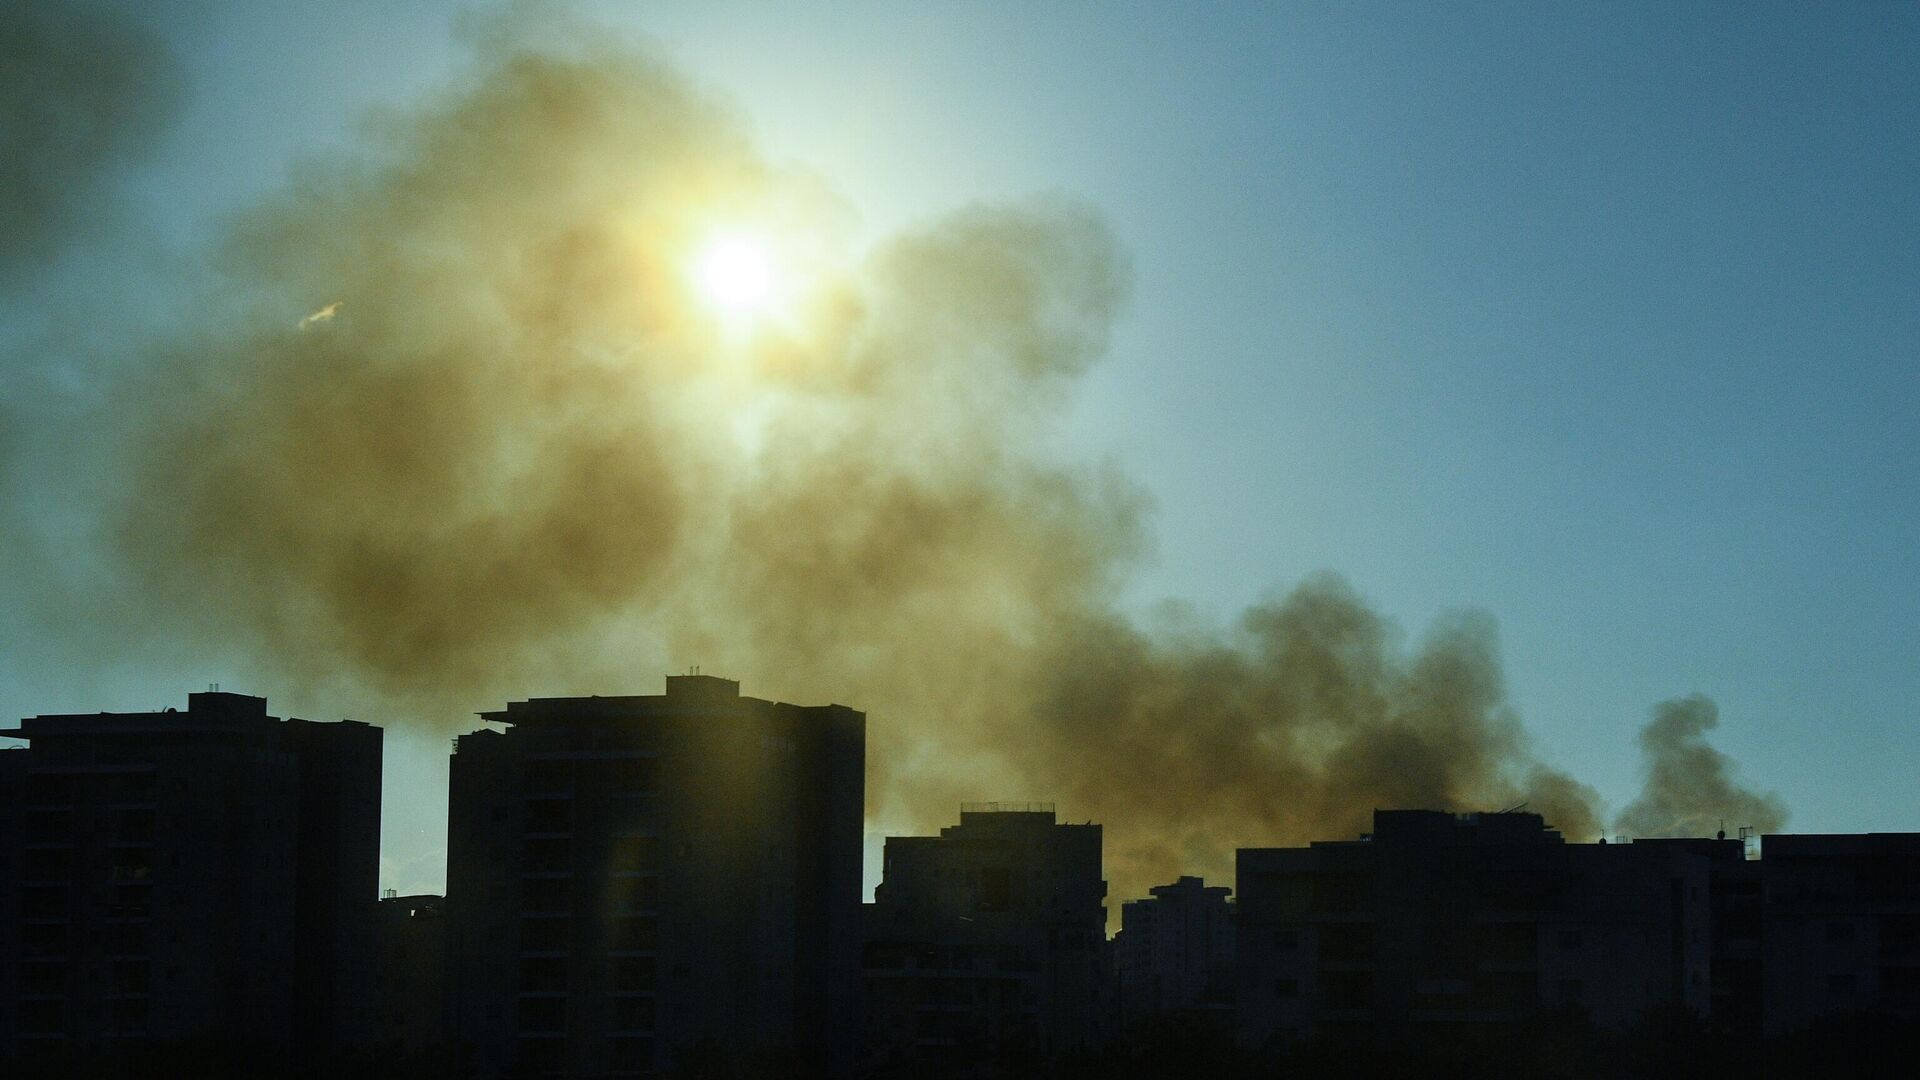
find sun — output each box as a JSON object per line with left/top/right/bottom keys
{"left": 695, "top": 235, "right": 773, "bottom": 315}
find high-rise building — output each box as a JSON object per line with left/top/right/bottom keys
{"left": 1116, "top": 876, "right": 1235, "bottom": 1022}
{"left": 445, "top": 675, "right": 864, "bottom": 1079}
{"left": 0, "top": 691, "right": 381, "bottom": 1059}
{"left": 864, "top": 804, "right": 1110, "bottom": 1068}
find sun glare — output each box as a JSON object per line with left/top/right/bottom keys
{"left": 696, "top": 236, "right": 773, "bottom": 315}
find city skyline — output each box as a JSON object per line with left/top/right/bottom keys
{"left": 5, "top": 685, "right": 1916, "bottom": 1076}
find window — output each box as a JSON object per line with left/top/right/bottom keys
{"left": 517, "top": 996, "right": 566, "bottom": 1034}
{"left": 1558, "top": 929, "right": 1584, "bottom": 949}
{"left": 521, "top": 917, "right": 568, "bottom": 952}
{"left": 608, "top": 1036, "right": 655, "bottom": 1073}
{"left": 1274, "top": 978, "right": 1298, "bottom": 998}
{"left": 599, "top": 757, "right": 658, "bottom": 797}
{"left": 1320, "top": 971, "right": 1372, "bottom": 1010}
{"left": 27, "top": 773, "right": 74, "bottom": 805}
{"left": 111, "top": 997, "right": 148, "bottom": 1033}
{"left": 524, "top": 838, "right": 571, "bottom": 874}
{"left": 111, "top": 849, "right": 154, "bottom": 882}
{"left": 980, "top": 866, "right": 1012, "bottom": 911}
{"left": 25, "top": 810, "right": 71, "bottom": 842}
{"left": 520, "top": 956, "right": 567, "bottom": 994}
{"left": 111, "top": 961, "right": 149, "bottom": 994}
{"left": 610, "top": 836, "right": 660, "bottom": 875}
{"left": 24, "top": 848, "right": 70, "bottom": 882}
{"left": 21, "top": 999, "right": 65, "bottom": 1035}
{"left": 108, "top": 923, "right": 150, "bottom": 955}
{"left": 117, "top": 809, "right": 156, "bottom": 841}
{"left": 612, "top": 916, "right": 657, "bottom": 952}
{"left": 1827, "top": 921, "right": 1856, "bottom": 944}
{"left": 525, "top": 800, "right": 572, "bottom": 834}
{"left": 612, "top": 996, "right": 656, "bottom": 1032}
{"left": 24, "top": 961, "right": 65, "bottom": 994}
{"left": 613, "top": 875, "right": 659, "bottom": 909}
{"left": 515, "top": 1037, "right": 564, "bottom": 1073}
{"left": 1273, "top": 928, "right": 1300, "bottom": 950}
{"left": 1828, "top": 973, "right": 1856, "bottom": 995}
{"left": 24, "top": 923, "right": 66, "bottom": 958}
{"left": 523, "top": 759, "right": 572, "bottom": 795}
{"left": 23, "top": 885, "right": 67, "bottom": 920}
{"left": 523, "top": 877, "right": 568, "bottom": 913}
{"left": 611, "top": 956, "right": 656, "bottom": 993}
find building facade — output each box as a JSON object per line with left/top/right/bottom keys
{"left": 1116, "top": 875, "right": 1235, "bottom": 1023}
{"left": 864, "top": 805, "right": 1109, "bottom": 1068}
{"left": 372, "top": 892, "right": 448, "bottom": 1055}
{"left": 1761, "top": 832, "right": 1920, "bottom": 1035}
{"left": 1236, "top": 810, "right": 1723, "bottom": 1048}
{"left": 0, "top": 691, "right": 381, "bottom": 1060}
{"left": 445, "top": 675, "right": 865, "bottom": 1078}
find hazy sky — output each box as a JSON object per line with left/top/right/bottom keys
{"left": 4, "top": 1, "right": 1915, "bottom": 897}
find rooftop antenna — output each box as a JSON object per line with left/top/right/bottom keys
{"left": 1500, "top": 801, "right": 1528, "bottom": 814}
{"left": 209, "top": 683, "right": 219, "bottom": 692}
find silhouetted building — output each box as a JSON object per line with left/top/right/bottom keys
{"left": 1116, "top": 876, "right": 1235, "bottom": 1022}
{"left": 0, "top": 692, "right": 381, "bottom": 1059}
{"left": 1633, "top": 835, "right": 1764, "bottom": 1029}
{"left": 864, "top": 804, "right": 1109, "bottom": 1068}
{"left": 445, "top": 675, "right": 864, "bottom": 1079}
{"left": 1236, "top": 810, "right": 1726, "bottom": 1048}
{"left": 1761, "top": 832, "right": 1920, "bottom": 1035}
{"left": 372, "top": 893, "right": 447, "bottom": 1055}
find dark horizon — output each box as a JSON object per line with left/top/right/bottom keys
{"left": 5, "top": 685, "right": 1918, "bottom": 1078}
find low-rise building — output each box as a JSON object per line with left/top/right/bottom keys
{"left": 1236, "top": 810, "right": 1725, "bottom": 1048}
{"left": 372, "top": 893, "right": 447, "bottom": 1055}
{"left": 1762, "top": 832, "right": 1920, "bottom": 1035}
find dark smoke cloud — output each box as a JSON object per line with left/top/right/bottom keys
{"left": 0, "top": 1, "right": 184, "bottom": 285}
{"left": 10, "top": 16, "right": 1784, "bottom": 905}
{"left": 1616, "top": 694, "right": 1788, "bottom": 838}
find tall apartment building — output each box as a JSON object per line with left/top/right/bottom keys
{"left": 1116, "top": 876, "right": 1235, "bottom": 1022}
{"left": 1236, "top": 810, "right": 1725, "bottom": 1048}
{"left": 864, "top": 805, "right": 1109, "bottom": 1067}
{"left": 445, "top": 675, "right": 865, "bottom": 1079}
{"left": 0, "top": 691, "right": 381, "bottom": 1059}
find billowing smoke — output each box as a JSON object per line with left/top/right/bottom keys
{"left": 0, "top": 0, "right": 183, "bottom": 285}
{"left": 1616, "top": 695, "right": 1788, "bottom": 839}
{"left": 8, "top": 16, "right": 1784, "bottom": 904}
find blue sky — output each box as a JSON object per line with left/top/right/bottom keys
{"left": 4, "top": 1, "right": 1915, "bottom": 895}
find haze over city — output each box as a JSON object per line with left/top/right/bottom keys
{"left": 4, "top": 0, "right": 1916, "bottom": 913}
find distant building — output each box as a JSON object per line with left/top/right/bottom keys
{"left": 1761, "top": 832, "right": 1920, "bottom": 1035}
{"left": 1236, "top": 810, "right": 1726, "bottom": 1048}
{"left": 0, "top": 692, "right": 381, "bottom": 1058}
{"left": 445, "top": 675, "right": 865, "bottom": 1079}
{"left": 864, "top": 804, "right": 1109, "bottom": 1068}
{"left": 1116, "top": 876, "right": 1235, "bottom": 1022}
{"left": 372, "top": 893, "right": 447, "bottom": 1055}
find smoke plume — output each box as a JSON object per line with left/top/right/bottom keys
{"left": 1616, "top": 695, "right": 1788, "bottom": 838}
{"left": 0, "top": 1, "right": 183, "bottom": 285}
{"left": 7, "top": 16, "right": 1786, "bottom": 903}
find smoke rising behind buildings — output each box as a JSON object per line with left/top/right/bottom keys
{"left": 2, "top": 14, "right": 1788, "bottom": 902}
